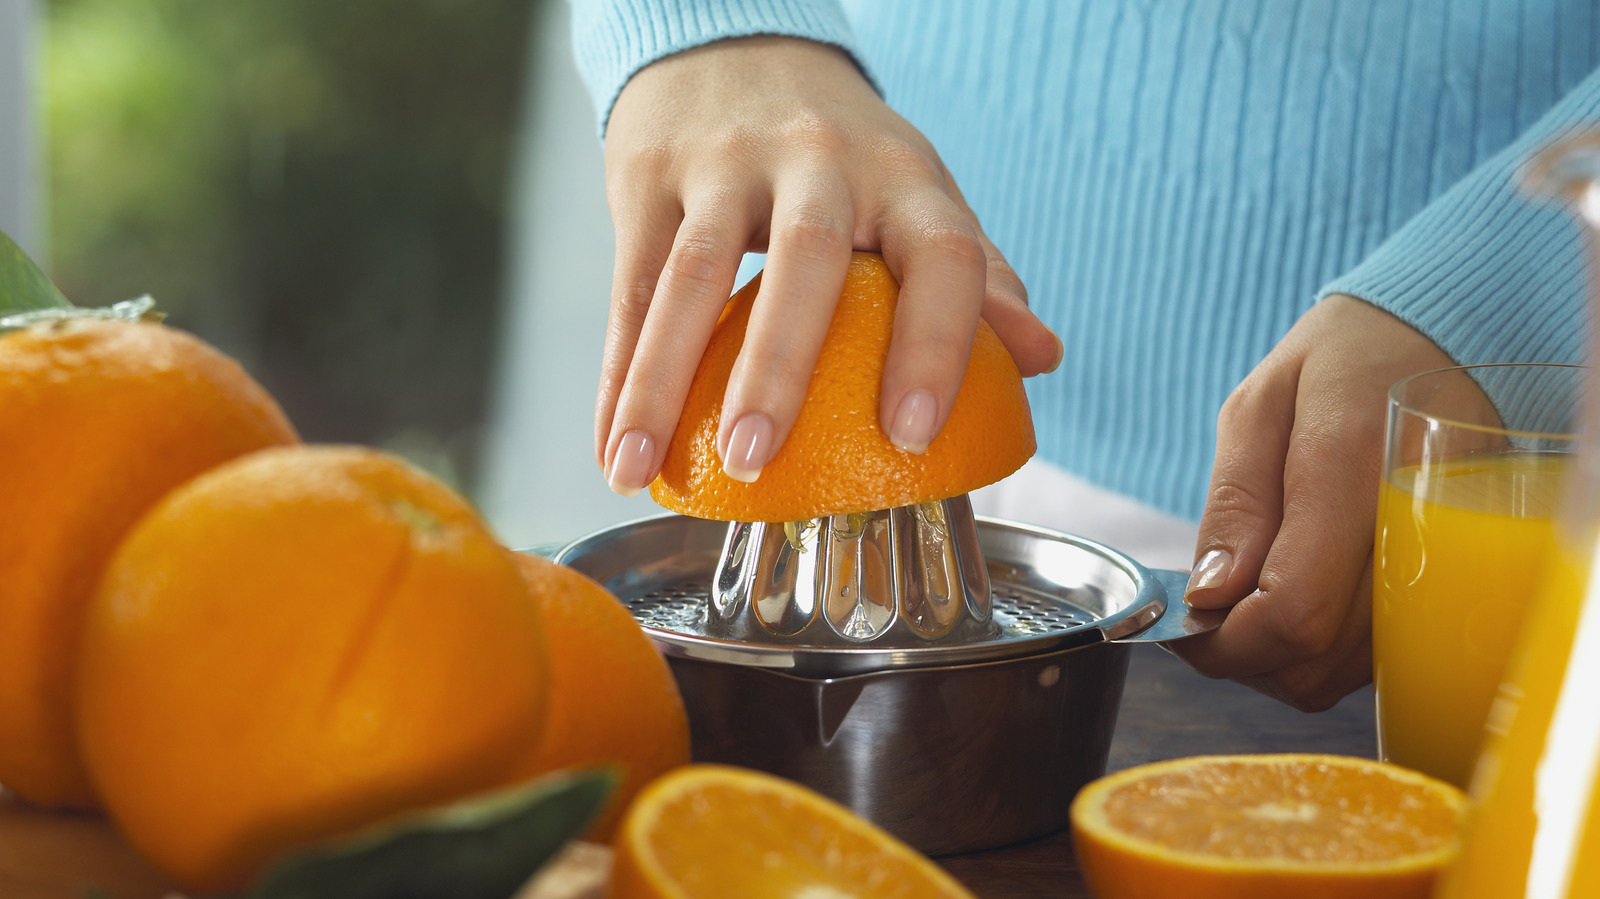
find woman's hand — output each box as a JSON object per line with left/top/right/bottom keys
{"left": 596, "top": 36, "right": 1060, "bottom": 495}
{"left": 1169, "top": 295, "right": 1458, "bottom": 711}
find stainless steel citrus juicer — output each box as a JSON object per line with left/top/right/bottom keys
{"left": 550, "top": 496, "right": 1224, "bottom": 855}
{"left": 707, "top": 494, "right": 997, "bottom": 647}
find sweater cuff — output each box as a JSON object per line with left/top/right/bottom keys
{"left": 1318, "top": 71, "right": 1600, "bottom": 374}
{"left": 569, "top": 0, "right": 864, "bottom": 137}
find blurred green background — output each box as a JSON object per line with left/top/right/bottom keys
{"left": 45, "top": 0, "right": 535, "bottom": 491}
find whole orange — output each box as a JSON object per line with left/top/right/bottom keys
{"left": 649, "top": 252, "right": 1036, "bottom": 522}
{"left": 0, "top": 318, "right": 298, "bottom": 808}
{"left": 75, "top": 445, "right": 549, "bottom": 891}
{"left": 509, "top": 553, "right": 689, "bottom": 841}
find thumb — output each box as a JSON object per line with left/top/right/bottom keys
{"left": 1185, "top": 361, "right": 1299, "bottom": 609}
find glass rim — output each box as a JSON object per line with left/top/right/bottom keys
{"left": 1388, "top": 362, "right": 1585, "bottom": 443}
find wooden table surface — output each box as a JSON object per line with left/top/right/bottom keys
{"left": 0, "top": 644, "right": 1376, "bottom": 899}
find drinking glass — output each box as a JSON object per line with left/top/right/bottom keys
{"left": 1434, "top": 132, "right": 1600, "bottom": 899}
{"left": 1373, "top": 363, "right": 1581, "bottom": 789}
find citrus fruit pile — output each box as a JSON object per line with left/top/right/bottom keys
{"left": 0, "top": 317, "right": 300, "bottom": 809}
{"left": 0, "top": 311, "right": 687, "bottom": 891}
{"left": 650, "top": 251, "right": 1036, "bottom": 522}
{"left": 0, "top": 247, "right": 1024, "bottom": 898}
{"left": 1070, "top": 754, "right": 1468, "bottom": 899}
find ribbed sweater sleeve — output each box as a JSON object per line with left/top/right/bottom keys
{"left": 1321, "top": 67, "right": 1600, "bottom": 372}
{"left": 568, "top": 0, "right": 862, "bottom": 136}
{"left": 565, "top": 0, "right": 1600, "bottom": 519}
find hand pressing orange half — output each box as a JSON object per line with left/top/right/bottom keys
{"left": 611, "top": 764, "right": 976, "bottom": 899}
{"left": 1070, "top": 753, "right": 1467, "bottom": 899}
{"left": 650, "top": 252, "right": 1035, "bottom": 522}
{"left": 75, "top": 445, "right": 549, "bottom": 891}
{"left": 0, "top": 318, "right": 298, "bottom": 808}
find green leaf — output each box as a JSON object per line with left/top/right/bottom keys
{"left": 0, "top": 228, "right": 71, "bottom": 314}
{"left": 235, "top": 768, "right": 615, "bottom": 899}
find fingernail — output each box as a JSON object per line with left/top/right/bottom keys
{"left": 721, "top": 413, "right": 774, "bottom": 483}
{"left": 1044, "top": 330, "right": 1065, "bottom": 374}
{"left": 607, "top": 430, "right": 654, "bottom": 497}
{"left": 1185, "top": 549, "right": 1233, "bottom": 598}
{"left": 889, "top": 390, "right": 938, "bottom": 454}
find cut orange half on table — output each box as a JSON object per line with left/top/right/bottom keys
{"left": 1070, "top": 754, "right": 1467, "bottom": 899}
{"left": 611, "top": 764, "right": 975, "bottom": 899}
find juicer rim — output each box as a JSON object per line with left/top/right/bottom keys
{"left": 551, "top": 513, "right": 1218, "bottom": 678}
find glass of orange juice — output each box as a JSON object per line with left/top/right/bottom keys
{"left": 1437, "top": 523, "right": 1600, "bottom": 896}
{"left": 1433, "top": 130, "right": 1600, "bottom": 899}
{"left": 1373, "top": 362, "right": 1581, "bottom": 789}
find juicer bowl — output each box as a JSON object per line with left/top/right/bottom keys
{"left": 549, "top": 514, "right": 1221, "bottom": 854}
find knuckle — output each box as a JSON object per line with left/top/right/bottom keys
{"left": 874, "top": 138, "right": 945, "bottom": 184}
{"left": 1204, "top": 479, "right": 1273, "bottom": 523}
{"left": 920, "top": 327, "right": 974, "bottom": 368}
{"left": 608, "top": 141, "right": 676, "bottom": 194}
{"left": 663, "top": 235, "right": 728, "bottom": 296}
{"left": 782, "top": 113, "right": 852, "bottom": 156}
{"left": 756, "top": 351, "right": 816, "bottom": 393}
{"left": 779, "top": 213, "right": 852, "bottom": 261}
{"left": 1217, "top": 378, "right": 1268, "bottom": 430}
{"left": 610, "top": 281, "right": 655, "bottom": 327}
{"left": 1263, "top": 587, "right": 1341, "bottom": 660}
{"left": 921, "top": 225, "right": 986, "bottom": 271}
{"left": 991, "top": 265, "right": 1028, "bottom": 308}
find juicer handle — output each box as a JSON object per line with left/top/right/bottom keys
{"left": 1111, "top": 568, "right": 1228, "bottom": 643}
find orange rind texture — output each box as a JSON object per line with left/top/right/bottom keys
{"left": 508, "top": 553, "right": 690, "bottom": 841}
{"left": 649, "top": 252, "right": 1035, "bottom": 522}
{"left": 0, "top": 319, "right": 298, "bottom": 807}
{"left": 75, "top": 445, "right": 549, "bottom": 890}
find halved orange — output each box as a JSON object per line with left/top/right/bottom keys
{"left": 1070, "top": 754, "right": 1467, "bottom": 899}
{"left": 650, "top": 252, "right": 1035, "bottom": 522}
{"left": 611, "top": 764, "right": 975, "bottom": 899}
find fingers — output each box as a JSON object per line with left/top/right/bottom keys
{"left": 1169, "top": 297, "right": 1452, "bottom": 708}
{"left": 1234, "top": 563, "right": 1375, "bottom": 712}
{"left": 1175, "top": 354, "right": 1380, "bottom": 686}
{"left": 974, "top": 241, "right": 1062, "bottom": 378}
{"left": 713, "top": 163, "right": 1053, "bottom": 481}
{"left": 594, "top": 198, "right": 676, "bottom": 471}
{"left": 1180, "top": 360, "right": 1298, "bottom": 612}
{"left": 941, "top": 181, "right": 1060, "bottom": 379}
{"left": 717, "top": 175, "right": 855, "bottom": 481}
{"left": 594, "top": 36, "right": 1054, "bottom": 493}
{"left": 877, "top": 201, "right": 989, "bottom": 453}
{"left": 600, "top": 191, "right": 756, "bottom": 495}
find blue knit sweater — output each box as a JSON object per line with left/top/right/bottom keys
{"left": 571, "top": 0, "right": 1600, "bottom": 521}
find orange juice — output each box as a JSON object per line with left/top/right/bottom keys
{"left": 1372, "top": 453, "right": 1566, "bottom": 788}
{"left": 1436, "top": 537, "right": 1600, "bottom": 897}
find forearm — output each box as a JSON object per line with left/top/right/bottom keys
{"left": 1321, "top": 66, "right": 1600, "bottom": 374}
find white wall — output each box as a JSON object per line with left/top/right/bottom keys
{"left": 0, "top": 0, "right": 40, "bottom": 257}
{"left": 476, "top": 0, "right": 664, "bottom": 549}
